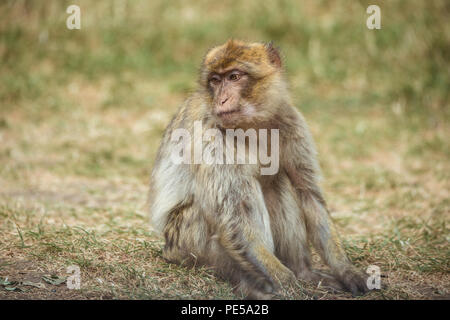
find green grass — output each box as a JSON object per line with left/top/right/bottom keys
{"left": 0, "top": 0, "right": 448, "bottom": 299}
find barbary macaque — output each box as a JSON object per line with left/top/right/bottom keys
{"left": 149, "top": 39, "right": 368, "bottom": 299}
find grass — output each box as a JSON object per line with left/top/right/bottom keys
{"left": 0, "top": 0, "right": 449, "bottom": 299}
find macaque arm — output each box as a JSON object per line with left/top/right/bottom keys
{"left": 201, "top": 169, "right": 295, "bottom": 295}
{"left": 148, "top": 122, "right": 193, "bottom": 233}
{"left": 283, "top": 112, "right": 368, "bottom": 295}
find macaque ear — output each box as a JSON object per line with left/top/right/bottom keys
{"left": 265, "top": 42, "right": 282, "bottom": 68}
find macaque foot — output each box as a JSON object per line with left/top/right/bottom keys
{"left": 337, "top": 269, "right": 369, "bottom": 296}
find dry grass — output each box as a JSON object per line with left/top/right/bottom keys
{"left": 0, "top": 0, "right": 448, "bottom": 299}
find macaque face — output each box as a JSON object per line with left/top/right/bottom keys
{"left": 207, "top": 69, "right": 253, "bottom": 127}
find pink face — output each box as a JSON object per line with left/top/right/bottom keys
{"left": 208, "top": 69, "right": 251, "bottom": 127}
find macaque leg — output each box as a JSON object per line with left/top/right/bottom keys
{"left": 162, "top": 197, "right": 295, "bottom": 299}
{"left": 210, "top": 199, "right": 297, "bottom": 297}
{"left": 162, "top": 204, "right": 208, "bottom": 267}
{"left": 298, "top": 192, "right": 368, "bottom": 295}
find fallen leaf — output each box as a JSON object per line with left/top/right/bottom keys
{"left": 42, "top": 275, "right": 66, "bottom": 285}
{"left": 4, "top": 286, "right": 22, "bottom": 292}
{"left": 0, "top": 277, "right": 18, "bottom": 286}
{"left": 22, "top": 281, "right": 46, "bottom": 289}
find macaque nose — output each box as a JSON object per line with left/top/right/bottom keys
{"left": 221, "top": 97, "right": 229, "bottom": 105}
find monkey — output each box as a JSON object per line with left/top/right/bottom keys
{"left": 148, "top": 39, "right": 368, "bottom": 299}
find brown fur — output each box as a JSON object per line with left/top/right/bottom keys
{"left": 149, "top": 40, "right": 368, "bottom": 299}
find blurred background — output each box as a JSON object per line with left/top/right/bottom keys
{"left": 0, "top": 0, "right": 448, "bottom": 299}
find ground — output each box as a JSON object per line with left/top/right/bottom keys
{"left": 0, "top": 1, "right": 448, "bottom": 299}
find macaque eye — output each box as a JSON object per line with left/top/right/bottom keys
{"left": 209, "top": 75, "right": 221, "bottom": 85}
{"left": 228, "top": 73, "right": 241, "bottom": 81}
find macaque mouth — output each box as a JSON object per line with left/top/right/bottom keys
{"left": 217, "top": 109, "right": 240, "bottom": 117}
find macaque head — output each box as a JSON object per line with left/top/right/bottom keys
{"left": 200, "top": 39, "right": 285, "bottom": 128}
